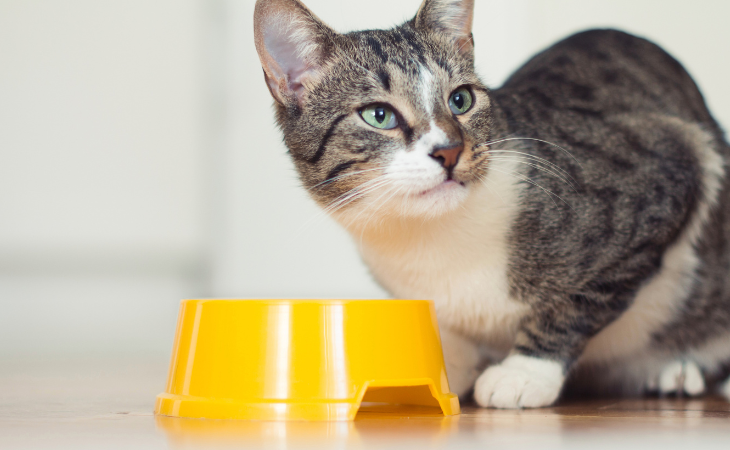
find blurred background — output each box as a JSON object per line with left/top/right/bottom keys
{"left": 1, "top": 0, "right": 729, "bottom": 359}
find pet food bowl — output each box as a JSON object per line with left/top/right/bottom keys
{"left": 154, "top": 299, "right": 460, "bottom": 421}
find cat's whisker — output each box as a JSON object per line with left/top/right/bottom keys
{"left": 483, "top": 167, "right": 575, "bottom": 212}
{"left": 480, "top": 168, "right": 560, "bottom": 210}
{"left": 352, "top": 187, "right": 393, "bottom": 241}
{"left": 480, "top": 178, "right": 509, "bottom": 207}
{"left": 356, "top": 183, "right": 407, "bottom": 245}
{"left": 470, "top": 159, "right": 517, "bottom": 207}
{"left": 312, "top": 168, "right": 383, "bottom": 190}
{"left": 487, "top": 156, "right": 579, "bottom": 193}
{"left": 343, "top": 180, "right": 399, "bottom": 230}
{"left": 329, "top": 173, "right": 388, "bottom": 202}
{"left": 488, "top": 153, "right": 573, "bottom": 178}
{"left": 323, "top": 177, "right": 391, "bottom": 216}
{"left": 476, "top": 137, "right": 582, "bottom": 167}
{"left": 486, "top": 150, "right": 580, "bottom": 189}
{"left": 335, "top": 183, "right": 388, "bottom": 221}
{"left": 327, "top": 178, "right": 399, "bottom": 218}
{"left": 291, "top": 175, "right": 391, "bottom": 240}
{"left": 487, "top": 158, "right": 577, "bottom": 193}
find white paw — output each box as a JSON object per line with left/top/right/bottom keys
{"left": 474, "top": 355, "right": 564, "bottom": 409}
{"left": 650, "top": 360, "right": 705, "bottom": 396}
{"left": 440, "top": 328, "right": 483, "bottom": 397}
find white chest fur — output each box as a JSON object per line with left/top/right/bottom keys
{"left": 356, "top": 164, "right": 528, "bottom": 354}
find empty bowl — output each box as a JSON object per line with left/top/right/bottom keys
{"left": 154, "top": 299, "right": 460, "bottom": 421}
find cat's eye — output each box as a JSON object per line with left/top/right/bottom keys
{"left": 448, "top": 87, "right": 473, "bottom": 115}
{"left": 360, "top": 104, "right": 398, "bottom": 130}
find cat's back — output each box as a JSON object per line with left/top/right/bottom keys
{"left": 495, "top": 29, "right": 716, "bottom": 127}
{"left": 489, "top": 28, "right": 730, "bottom": 333}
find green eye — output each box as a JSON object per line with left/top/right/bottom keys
{"left": 360, "top": 105, "right": 398, "bottom": 129}
{"left": 448, "top": 87, "right": 473, "bottom": 115}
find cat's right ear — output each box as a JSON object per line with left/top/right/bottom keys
{"left": 254, "top": 0, "right": 336, "bottom": 106}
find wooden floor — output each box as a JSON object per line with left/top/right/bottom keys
{"left": 2, "top": 357, "right": 729, "bottom": 449}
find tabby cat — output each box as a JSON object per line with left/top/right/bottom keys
{"left": 253, "top": 0, "right": 730, "bottom": 408}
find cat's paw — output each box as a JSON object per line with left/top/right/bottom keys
{"left": 474, "top": 355, "right": 564, "bottom": 409}
{"left": 646, "top": 360, "right": 705, "bottom": 396}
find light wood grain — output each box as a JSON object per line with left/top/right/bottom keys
{"left": 1, "top": 357, "right": 728, "bottom": 449}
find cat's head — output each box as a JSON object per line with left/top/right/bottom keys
{"left": 254, "top": 0, "right": 493, "bottom": 224}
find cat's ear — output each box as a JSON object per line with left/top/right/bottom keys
{"left": 254, "top": 0, "right": 336, "bottom": 106}
{"left": 414, "top": 0, "right": 475, "bottom": 54}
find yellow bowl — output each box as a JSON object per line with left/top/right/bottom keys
{"left": 154, "top": 299, "right": 460, "bottom": 421}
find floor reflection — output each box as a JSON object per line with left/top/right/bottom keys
{"left": 156, "top": 399, "right": 730, "bottom": 449}
{"left": 156, "top": 405, "right": 459, "bottom": 449}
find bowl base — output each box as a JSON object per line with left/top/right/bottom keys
{"left": 155, "top": 382, "right": 459, "bottom": 421}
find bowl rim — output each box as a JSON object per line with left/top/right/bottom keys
{"left": 179, "top": 298, "right": 434, "bottom": 305}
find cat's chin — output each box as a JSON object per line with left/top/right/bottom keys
{"left": 411, "top": 179, "right": 468, "bottom": 208}
{"left": 393, "top": 180, "right": 471, "bottom": 218}
{"left": 332, "top": 180, "right": 470, "bottom": 229}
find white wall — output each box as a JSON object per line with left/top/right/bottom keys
{"left": 0, "top": 0, "right": 207, "bottom": 257}
{"left": 0, "top": 0, "right": 208, "bottom": 355}
{"left": 2, "top": 0, "right": 729, "bottom": 356}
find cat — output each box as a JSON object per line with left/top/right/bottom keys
{"left": 253, "top": 0, "right": 730, "bottom": 408}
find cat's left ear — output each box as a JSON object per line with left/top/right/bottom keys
{"left": 413, "top": 0, "right": 475, "bottom": 55}
{"left": 254, "top": 0, "right": 336, "bottom": 106}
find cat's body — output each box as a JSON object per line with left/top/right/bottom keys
{"left": 359, "top": 28, "right": 730, "bottom": 399}
{"left": 254, "top": 0, "right": 730, "bottom": 407}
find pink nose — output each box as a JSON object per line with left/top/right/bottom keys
{"left": 430, "top": 144, "right": 463, "bottom": 170}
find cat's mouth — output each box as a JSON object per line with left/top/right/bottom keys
{"left": 416, "top": 179, "right": 466, "bottom": 198}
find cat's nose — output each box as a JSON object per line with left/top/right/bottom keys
{"left": 430, "top": 143, "right": 463, "bottom": 170}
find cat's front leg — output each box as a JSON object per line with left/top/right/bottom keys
{"left": 473, "top": 301, "right": 613, "bottom": 409}
{"left": 440, "top": 327, "right": 485, "bottom": 398}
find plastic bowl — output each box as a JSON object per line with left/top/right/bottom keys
{"left": 154, "top": 299, "right": 460, "bottom": 421}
